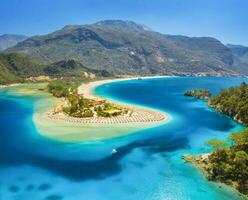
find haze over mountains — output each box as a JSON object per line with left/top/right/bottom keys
{"left": 0, "top": 20, "right": 248, "bottom": 84}
{"left": 0, "top": 34, "right": 28, "bottom": 51}
{"left": 227, "top": 44, "right": 248, "bottom": 64}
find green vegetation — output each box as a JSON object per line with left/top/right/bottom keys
{"left": 44, "top": 59, "right": 112, "bottom": 78}
{"left": 0, "top": 52, "right": 111, "bottom": 85}
{"left": 2, "top": 20, "right": 248, "bottom": 83}
{"left": 47, "top": 80, "right": 93, "bottom": 118}
{"left": 47, "top": 80, "right": 80, "bottom": 98}
{"left": 0, "top": 52, "right": 43, "bottom": 84}
{"left": 209, "top": 82, "right": 248, "bottom": 126}
{"left": 184, "top": 89, "right": 212, "bottom": 99}
{"left": 6, "top": 20, "right": 244, "bottom": 76}
{"left": 62, "top": 94, "right": 94, "bottom": 118}
{"left": 207, "top": 139, "right": 228, "bottom": 150}
{"left": 47, "top": 80, "right": 125, "bottom": 118}
{"left": 206, "top": 129, "right": 248, "bottom": 196}
{"left": 184, "top": 83, "right": 248, "bottom": 197}
{"left": 94, "top": 103, "right": 127, "bottom": 117}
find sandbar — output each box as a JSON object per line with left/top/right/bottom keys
{"left": 2, "top": 77, "right": 171, "bottom": 142}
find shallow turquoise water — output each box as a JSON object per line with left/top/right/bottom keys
{"left": 0, "top": 77, "right": 247, "bottom": 200}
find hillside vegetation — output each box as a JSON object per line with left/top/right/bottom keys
{"left": 184, "top": 83, "right": 248, "bottom": 197}
{"left": 6, "top": 20, "right": 245, "bottom": 76}
{"left": 209, "top": 82, "right": 248, "bottom": 126}
{"left": 206, "top": 129, "right": 248, "bottom": 196}
{"left": 44, "top": 59, "right": 111, "bottom": 78}
{"left": 0, "top": 53, "right": 43, "bottom": 84}
{"left": 0, "top": 53, "right": 111, "bottom": 84}
{"left": 47, "top": 80, "right": 126, "bottom": 118}
{"left": 184, "top": 89, "right": 211, "bottom": 99}
{"left": 1, "top": 20, "right": 248, "bottom": 84}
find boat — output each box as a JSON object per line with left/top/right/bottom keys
{"left": 111, "top": 148, "right": 117, "bottom": 154}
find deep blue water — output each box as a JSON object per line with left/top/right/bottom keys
{"left": 0, "top": 77, "right": 247, "bottom": 200}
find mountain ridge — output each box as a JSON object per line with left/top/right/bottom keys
{"left": 0, "top": 53, "right": 111, "bottom": 84}
{"left": 3, "top": 20, "right": 248, "bottom": 77}
{"left": 0, "top": 34, "right": 28, "bottom": 51}
{"left": 227, "top": 44, "right": 248, "bottom": 64}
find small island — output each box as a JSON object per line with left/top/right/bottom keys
{"left": 183, "top": 83, "right": 248, "bottom": 198}
{"left": 184, "top": 89, "right": 212, "bottom": 99}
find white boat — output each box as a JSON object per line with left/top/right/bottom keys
{"left": 111, "top": 148, "right": 117, "bottom": 154}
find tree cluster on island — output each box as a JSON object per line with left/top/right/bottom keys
{"left": 47, "top": 80, "right": 127, "bottom": 118}
{"left": 184, "top": 89, "right": 212, "bottom": 99}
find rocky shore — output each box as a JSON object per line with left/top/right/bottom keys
{"left": 183, "top": 154, "right": 210, "bottom": 176}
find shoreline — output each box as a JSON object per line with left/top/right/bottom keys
{"left": 78, "top": 76, "right": 172, "bottom": 99}
{"left": 183, "top": 154, "right": 248, "bottom": 200}
{"left": 35, "top": 76, "right": 171, "bottom": 142}
{"left": 44, "top": 76, "right": 170, "bottom": 125}
{"left": 0, "top": 77, "right": 171, "bottom": 142}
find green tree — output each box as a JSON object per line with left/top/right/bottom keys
{"left": 229, "top": 129, "right": 248, "bottom": 145}
{"left": 207, "top": 139, "right": 227, "bottom": 150}
{"left": 233, "top": 151, "right": 248, "bottom": 194}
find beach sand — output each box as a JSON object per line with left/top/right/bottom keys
{"left": 2, "top": 77, "right": 170, "bottom": 142}
{"left": 43, "top": 77, "right": 169, "bottom": 126}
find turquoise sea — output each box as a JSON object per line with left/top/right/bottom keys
{"left": 0, "top": 77, "right": 247, "bottom": 200}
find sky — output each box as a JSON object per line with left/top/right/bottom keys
{"left": 0, "top": 0, "right": 247, "bottom": 46}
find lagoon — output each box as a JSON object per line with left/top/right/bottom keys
{"left": 0, "top": 77, "right": 247, "bottom": 200}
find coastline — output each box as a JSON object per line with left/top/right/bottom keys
{"left": 35, "top": 76, "right": 171, "bottom": 142}
{"left": 183, "top": 154, "right": 248, "bottom": 200}
{"left": 182, "top": 85, "right": 248, "bottom": 199}
{"left": 78, "top": 76, "right": 172, "bottom": 99}
{"left": 1, "top": 77, "right": 247, "bottom": 199}
{"left": 42, "top": 76, "right": 170, "bottom": 125}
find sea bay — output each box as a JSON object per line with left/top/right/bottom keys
{"left": 0, "top": 76, "right": 247, "bottom": 200}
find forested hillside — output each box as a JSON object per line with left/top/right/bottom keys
{"left": 6, "top": 20, "right": 245, "bottom": 76}
{"left": 0, "top": 53, "right": 111, "bottom": 84}
{"left": 209, "top": 82, "right": 248, "bottom": 125}
{"left": 0, "top": 53, "right": 43, "bottom": 84}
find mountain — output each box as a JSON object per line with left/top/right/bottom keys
{"left": 227, "top": 44, "right": 248, "bottom": 64}
{"left": 226, "top": 44, "right": 248, "bottom": 74}
{"left": 6, "top": 20, "right": 242, "bottom": 76}
{"left": 0, "top": 34, "right": 28, "bottom": 51}
{"left": 0, "top": 53, "right": 111, "bottom": 84}
{"left": 0, "top": 53, "right": 43, "bottom": 84}
{"left": 44, "top": 59, "right": 112, "bottom": 78}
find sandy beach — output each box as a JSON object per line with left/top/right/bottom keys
{"left": 1, "top": 77, "right": 170, "bottom": 142}
{"left": 44, "top": 76, "right": 170, "bottom": 125}
{"left": 78, "top": 76, "right": 171, "bottom": 99}
{"left": 0, "top": 83, "right": 21, "bottom": 89}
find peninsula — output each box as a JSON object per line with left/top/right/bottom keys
{"left": 22, "top": 77, "right": 170, "bottom": 142}
{"left": 44, "top": 78, "right": 167, "bottom": 125}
